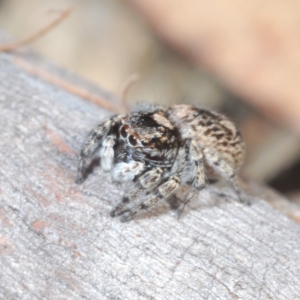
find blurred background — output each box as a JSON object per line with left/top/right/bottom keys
{"left": 0, "top": 0, "right": 299, "bottom": 202}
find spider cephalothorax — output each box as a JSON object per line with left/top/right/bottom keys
{"left": 113, "top": 109, "right": 180, "bottom": 171}
{"left": 76, "top": 104, "right": 248, "bottom": 222}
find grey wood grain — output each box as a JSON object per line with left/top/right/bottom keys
{"left": 1, "top": 52, "right": 300, "bottom": 300}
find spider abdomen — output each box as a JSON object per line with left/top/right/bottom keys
{"left": 167, "top": 104, "right": 245, "bottom": 169}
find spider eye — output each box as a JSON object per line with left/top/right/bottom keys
{"left": 151, "top": 137, "right": 160, "bottom": 144}
{"left": 120, "top": 125, "right": 128, "bottom": 138}
{"left": 129, "top": 135, "right": 137, "bottom": 146}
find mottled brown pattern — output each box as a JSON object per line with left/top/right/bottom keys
{"left": 77, "top": 104, "right": 248, "bottom": 221}
{"left": 167, "top": 104, "right": 245, "bottom": 170}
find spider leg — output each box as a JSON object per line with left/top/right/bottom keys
{"left": 176, "top": 140, "right": 206, "bottom": 218}
{"left": 202, "top": 148, "right": 249, "bottom": 205}
{"left": 100, "top": 135, "right": 116, "bottom": 171}
{"left": 76, "top": 115, "right": 123, "bottom": 183}
{"left": 230, "top": 176, "right": 249, "bottom": 205}
{"left": 110, "top": 167, "right": 163, "bottom": 217}
{"left": 119, "top": 175, "right": 180, "bottom": 222}
{"left": 119, "top": 141, "right": 189, "bottom": 222}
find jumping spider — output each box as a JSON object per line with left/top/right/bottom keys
{"left": 76, "top": 104, "right": 248, "bottom": 222}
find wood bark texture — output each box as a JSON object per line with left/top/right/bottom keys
{"left": 1, "top": 52, "right": 300, "bottom": 300}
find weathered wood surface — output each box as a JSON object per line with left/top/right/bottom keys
{"left": 1, "top": 52, "right": 300, "bottom": 300}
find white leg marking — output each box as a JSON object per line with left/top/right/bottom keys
{"left": 113, "top": 161, "right": 145, "bottom": 182}
{"left": 100, "top": 135, "right": 115, "bottom": 171}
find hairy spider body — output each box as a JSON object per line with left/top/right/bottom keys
{"left": 76, "top": 104, "right": 247, "bottom": 222}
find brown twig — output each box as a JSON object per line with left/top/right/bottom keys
{"left": 120, "top": 73, "right": 140, "bottom": 112}
{"left": 0, "top": 5, "right": 125, "bottom": 113}
{"left": 15, "top": 57, "right": 122, "bottom": 113}
{"left": 0, "top": 7, "right": 73, "bottom": 52}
